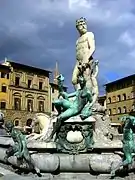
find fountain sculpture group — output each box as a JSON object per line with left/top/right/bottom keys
{"left": 0, "top": 17, "right": 135, "bottom": 179}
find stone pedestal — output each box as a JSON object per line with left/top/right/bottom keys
{"left": 56, "top": 116, "right": 96, "bottom": 154}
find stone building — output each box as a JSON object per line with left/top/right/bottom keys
{"left": 0, "top": 64, "right": 11, "bottom": 110}
{"left": 1, "top": 59, "right": 51, "bottom": 127}
{"left": 98, "top": 95, "right": 106, "bottom": 108}
{"left": 105, "top": 74, "right": 135, "bottom": 124}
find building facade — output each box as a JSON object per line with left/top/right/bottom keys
{"left": 1, "top": 59, "right": 51, "bottom": 127}
{"left": 98, "top": 95, "right": 106, "bottom": 108}
{"left": 105, "top": 74, "right": 135, "bottom": 124}
{"left": 0, "top": 64, "right": 11, "bottom": 110}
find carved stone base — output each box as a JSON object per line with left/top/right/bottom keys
{"left": 56, "top": 116, "right": 96, "bottom": 154}
{"left": 0, "top": 148, "right": 122, "bottom": 173}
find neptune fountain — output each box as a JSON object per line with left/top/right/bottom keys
{"left": 0, "top": 17, "right": 134, "bottom": 180}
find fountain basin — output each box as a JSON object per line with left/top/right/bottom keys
{"left": 0, "top": 147, "right": 122, "bottom": 173}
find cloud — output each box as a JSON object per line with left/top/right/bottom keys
{"left": 129, "top": 49, "right": 135, "bottom": 58}
{"left": 118, "top": 31, "right": 135, "bottom": 47}
{"left": 0, "top": 0, "right": 135, "bottom": 94}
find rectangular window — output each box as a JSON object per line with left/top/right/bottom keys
{"left": 27, "top": 99, "right": 33, "bottom": 112}
{"left": 7, "top": 74, "right": 9, "bottom": 79}
{"left": 117, "top": 95, "right": 121, "bottom": 101}
{"left": 131, "top": 91, "right": 135, "bottom": 98}
{"left": 52, "top": 88, "right": 54, "bottom": 93}
{"left": 1, "top": 102, "right": 6, "bottom": 109}
{"left": 122, "top": 94, "right": 126, "bottom": 100}
{"left": 38, "top": 101, "right": 44, "bottom": 112}
{"left": 28, "top": 79, "right": 32, "bottom": 88}
{"left": 39, "top": 82, "right": 43, "bottom": 90}
{"left": 15, "top": 77, "right": 20, "bottom": 86}
{"left": 2, "top": 85, "right": 6, "bottom": 92}
{"left": 14, "top": 98, "right": 21, "bottom": 110}
{"left": 1, "top": 72, "right": 6, "bottom": 78}
{"left": 113, "top": 108, "right": 116, "bottom": 114}
{"left": 14, "top": 120, "right": 19, "bottom": 126}
{"left": 52, "top": 103, "right": 55, "bottom": 111}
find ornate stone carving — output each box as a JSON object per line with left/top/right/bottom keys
{"left": 56, "top": 116, "right": 95, "bottom": 154}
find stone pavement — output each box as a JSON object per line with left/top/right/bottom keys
{"left": 1, "top": 173, "right": 135, "bottom": 180}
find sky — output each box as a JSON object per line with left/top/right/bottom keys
{"left": 0, "top": 0, "right": 135, "bottom": 94}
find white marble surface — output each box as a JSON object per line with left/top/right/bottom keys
{"left": 66, "top": 131, "right": 83, "bottom": 143}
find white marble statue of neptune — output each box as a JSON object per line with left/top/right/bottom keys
{"left": 72, "top": 17, "right": 98, "bottom": 104}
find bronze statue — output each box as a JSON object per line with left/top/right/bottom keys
{"left": 4, "top": 121, "right": 41, "bottom": 176}
{"left": 111, "top": 115, "right": 135, "bottom": 177}
{"left": 54, "top": 74, "right": 69, "bottom": 115}
{"left": 46, "top": 74, "right": 95, "bottom": 142}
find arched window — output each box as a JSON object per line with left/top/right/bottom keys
{"left": 117, "top": 95, "right": 121, "bottom": 101}
{"left": 131, "top": 91, "right": 135, "bottom": 98}
{"left": 37, "top": 96, "right": 45, "bottom": 112}
{"left": 38, "top": 101, "right": 44, "bottom": 112}
{"left": 14, "top": 98, "right": 21, "bottom": 110}
{"left": 112, "top": 96, "right": 116, "bottom": 102}
{"left": 25, "top": 119, "right": 32, "bottom": 135}
{"left": 118, "top": 107, "right": 121, "bottom": 114}
{"left": 122, "top": 93, "right": 126, "bottom": 101}
{"left": 26, "top": 119, "right": 32, "bottom": 127}
{"left": 108, "top": 109, "right": 111, "bottom": 115}
{"left": 123, "top": 106, "right": 127, "bottom": 113}
{"left": 14, "top": 120, "right": 19, "bottom": 126}
{"left": 27, "top": 99, "right": 33, "bottom": 112}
